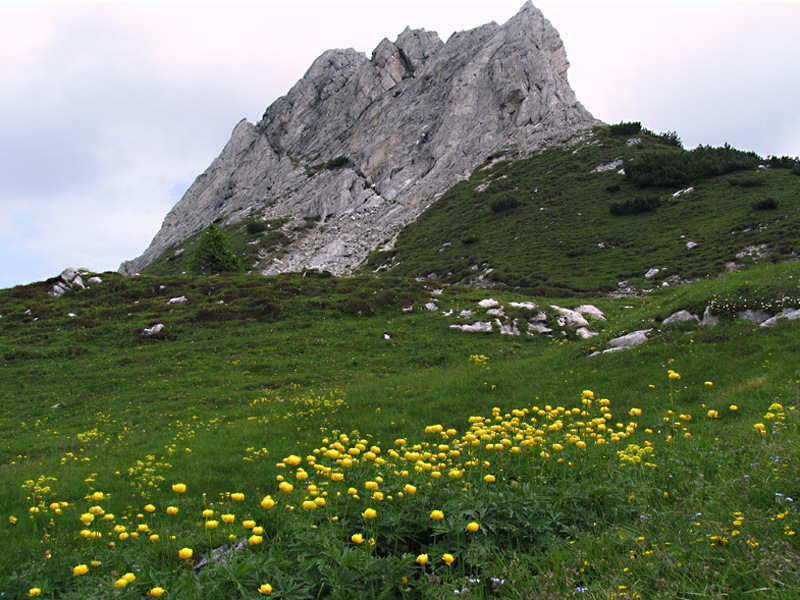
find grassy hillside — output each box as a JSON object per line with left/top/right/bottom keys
{"left": 363, "top": 125, "right": 800, "bottom": 295}
{"left": 1, "top": 259, "right": 799, "bottom": 598}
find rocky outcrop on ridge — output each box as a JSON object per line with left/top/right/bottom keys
{"left": 120, "top": 2, "right": 598, "bottom": 276}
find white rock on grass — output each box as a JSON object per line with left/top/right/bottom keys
{"left": 526, "top": 322, "right": 553, "bottom": 335}
{"left": 574, "top": 305, "right": 606, "bottom": 320}
{"left": 509, "top": 301, "right": 537, "bottom": 310}
{"left": 551, "top": 305, "right": 589, "bottom": 328}
{"left": 701, "top": 306, "right": 719, "bottom": 327}
{"left": 576, "top": 327, "right": 598, "bottom": 339}
{"left": 737, "top": 309, "right": 771, "bottom": 324}
{"left": 168, "top": 296, "right": 188, "bottom": 304}
{"left": 760, "top": 308, "right": 800, "bottom": 327}
{"left": 450, "top": 321, "right": 493, "bottom": 333}
{"left": 662, "top": 310, "right": 699, "bottom": 325}
{"left": 607, "top": 329, "right": 652, "bottom": 349}
{"left": 142, "top": 324, "right": 165, "bottom": 336}
{"left": 497, "top": 319, "right": 521, "bottom": 336}
{"left": 479, "top": 299, "right": 500, "bottom": 308}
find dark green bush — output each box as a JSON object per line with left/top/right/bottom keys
{"left": 766, "top": 155, "right": 800, "bottom": 170}
{"left": 609, "top": 195, "right": 662, "bottom": 216}
{"left": 752, "top": 198, "right": 778, "bottom": 210}
{"left": 625, "top": 144, "right": 762, "bottom": 188}
{"left": 325, "top": 156, "right": 353, "bottom": 170}
{"left": 246, "top": 220, "right": 268, "bottom": 235}
{"left": 490, "top": 196, "right": 520, "bottom": 213}
{"left": 192, "top": 224, "right": 245, "bottom": 274}
{"left": 608, "top": 121, "right": 642, "bottom": 136}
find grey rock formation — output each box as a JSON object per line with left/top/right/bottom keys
{"left": 120, "top": 2, "right": 598, "bottom": 276}
{"left": 760, "top": 308, "right": 800, "bottom": 327}
{"left": 701, "top": 306, "right": 719, "bottom": 327}
{"left": 607, "top": 329, "right": 652, "bottom": 350}
{"left": 574, "top": 304, "right": 606, "bottom": 321}
{"left": 737, "top": 309, "right": 771, "bottom": 324}
{"left": 662, "top": 310, "right": 699, "bottom": 325}
{"left": 551, "top": 305, "right": 590, "bottom": 328}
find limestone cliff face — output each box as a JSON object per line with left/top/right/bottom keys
{"left": 120, "top": 2, "right": 599, "bottom": 276}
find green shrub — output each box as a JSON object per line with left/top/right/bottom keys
{"left": 752, "top": 198, "right": 778, "bottom": 210}
{"left": 325, "top": 156, "right": 353, "bottom": 170}
{"left": 246, "top": 220, "right": 268, "bottom": 235}
{"left": 490, "top": 196, "right": 520, "bottom": 213}
{"left": 192, "top": 223, "right": 245, "bottom": 274}
{"left": 625, "top": 144, "right": 761, "bottom": 188}
{"left": 608, "top": 121, "right": 642, "bottom": 136}
{"left": 609, "top": 195, "right": 662, "bottom": 216}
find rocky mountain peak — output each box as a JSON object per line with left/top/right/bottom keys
{"left": 120, "top": 2, "right": 599, "bottom": 277}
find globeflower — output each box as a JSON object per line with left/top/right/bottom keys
{"left": 91, "top": 492, "right": 104, "bottom": 501}
{"left": 278, "top": 482, "right": 294, "bottom": 493}
{"left": 442, "top": 553, "right": 455, "bottom": 565}
{"left": 172, "top": 483, "right": 187, "bottom": 493}
{"left": 114, "top": 579, "right": 128, "bottom": 589}
{"left": 351, "top": 533, "right": 364, "bottom": 544}
{"left": 221, "top": 514, "right": 235, "bottom": 523}
{"left": 144, "top": 504, "right": 156, "bottom": 512}
{"left": 430, "top": 510, "right": 444, "bottom": 520}
{"left": 149, "top": 587, "right": 165, "bottom": 597}
{"left": 72, "top": 564, "right": 89, "bottom": 576}
{"left": 178, "top": 547, "right": 193, "bottom": 560}
{"left": 261, "top": 496, "right": 276, "bottom": 509}
{"left": 231, "top": 492, "right": 245, "bottom": 502}
{"left": 28, "top": 589, "right": 41, "bottom": 597}
{"left": 707, "top": 410, "right": 719, "bottom": 419}
{"left": 362, "top": 508, "right": 377, "bottom": 519}
{"left": 166, "top": 506, "right": 179, "bottom": 515}
{"left": 416, "top": 554, "right": 429, "bottom": 565}
{"left": 248, "top": 535, "right": 263, "bottom": 545}
{"left": 467, "top": 522, "right": 480, "bottom": 532}
{"left": 258, "top": 583, "right": 273, "bottom": 595}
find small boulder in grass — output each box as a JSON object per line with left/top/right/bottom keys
{"left": 142, "top": 324, "right": 165, "bottom": 336}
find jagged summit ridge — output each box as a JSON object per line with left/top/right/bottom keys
{"left": 120, "top": 2, "right": 599, "bottom": 276}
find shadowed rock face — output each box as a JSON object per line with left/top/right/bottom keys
{"left": 120, "top": 1, "right": 599, "bottom": 276}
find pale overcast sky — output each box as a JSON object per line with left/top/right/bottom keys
{"left": 1, "top": 1, "right": 799, "bottom": 289}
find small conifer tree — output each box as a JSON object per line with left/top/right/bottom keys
{"left": 192, "top": 223, "right": 244, "bottom": 274}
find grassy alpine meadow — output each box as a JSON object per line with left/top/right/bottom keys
{"left": 1, "top": 264, "right": 800, "bottom": 599}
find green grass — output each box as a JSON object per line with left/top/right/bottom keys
{"left": 1, "top": 260, "right": 800, "bottom": 598}
{"left": 362, "top": 127, "right": 800, "bottom": 295}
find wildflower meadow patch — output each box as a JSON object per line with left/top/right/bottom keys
{"left": 2, "top": 265, "right": 800, "bottom": 598}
